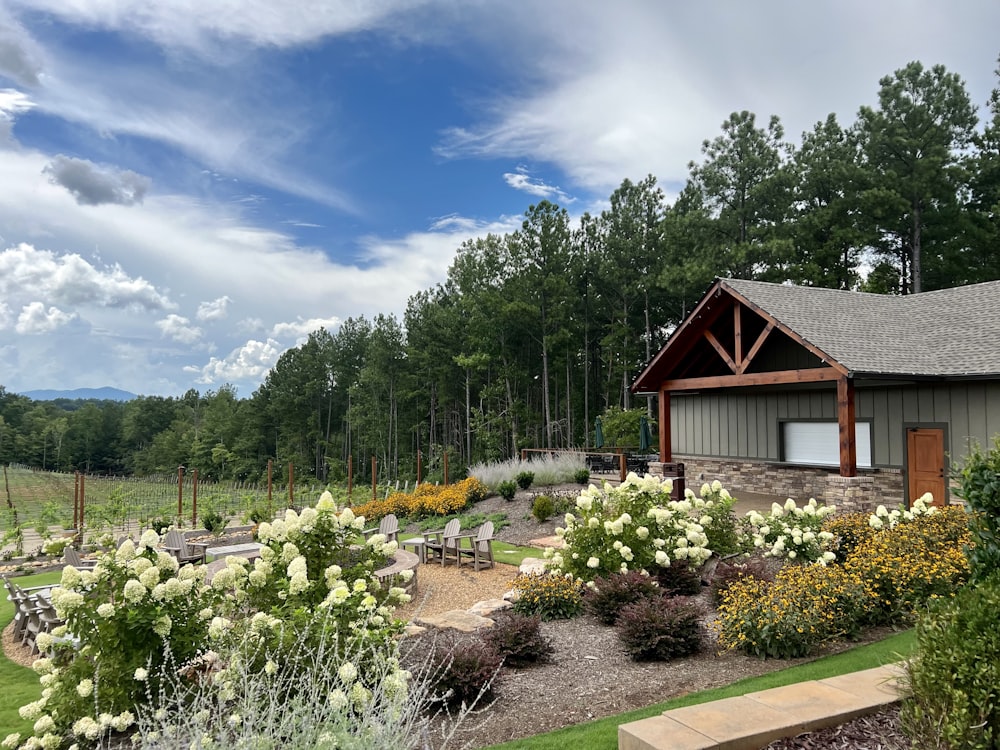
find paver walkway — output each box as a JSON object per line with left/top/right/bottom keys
{"left": 618, "top": 663, "right": 903, "bottom": 750}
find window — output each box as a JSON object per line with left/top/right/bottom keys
{"left": 782, "top": 421, "right": 872, "bottom": 468}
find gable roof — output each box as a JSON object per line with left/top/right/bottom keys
{"left": 633, "top": 277, "right": 1000, "bottom": 392}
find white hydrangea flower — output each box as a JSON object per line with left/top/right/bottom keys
{"left": 586, "top": 556, "right": 600, "bottom": 569}
{"left": 338, "top": 662, "right": 358, "bottom": 683}
{"left": 138, "top": 529, "right": 160, "bottom": 549}
{"left": 76, "top": 679, "right": 93, "bottom": 697}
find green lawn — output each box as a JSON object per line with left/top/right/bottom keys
{"left": 1, "top": 571, "right": 63, "bottom": 740}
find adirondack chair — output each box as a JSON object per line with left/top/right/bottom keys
{"left": 162, "top": 529, "right": 209, "bottom": 564}
{"left": 457, "top": 521, "right": 496, "bottom": 571}
{"left": 422, "top": 518, "right": 461, "bottom": 566}
{"left": 2, "top": 575, "right": 41, "bottom": 643}
{"left": 63, "top": 546, "right": 97, "bottom": 570}
{"left": 362, "top": 513, "right": 399, "bottom": 544}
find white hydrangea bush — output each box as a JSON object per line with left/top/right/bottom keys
{"left": 545, "top": 473, "right": 729, "bottom": 580}
{"left": 744, "top": 497, "right": 837, "bottom": 564}
{"left": 868, "top": 491, "right": 937, "bottom": 531}
{"left": 10, "top": 491, "right": 413, "bottom": 750}
{"left": 8, "top": 531, "right": 219, "bottom": 750}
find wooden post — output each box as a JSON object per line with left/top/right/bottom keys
{"left": 73, "top": 472, "right": 79, "bottom": 529}
{"left": 177, "top": 466, "right": 184, "bottom": 523}
{"left": 371, "top": 455, "right": 377, "bottom": 501}
{"left": 837, "top": 377, "right": 857, "bottom": 477}
{"left": 191, "top": 469, "right": 199, "bottom": 526}
{"left": 288, "top": 463, "right": 294, "bottom": 509}
{"left": 659, "top": 389, "right": 672, "bottom": 463}
{"left": 444, "top": 451, "right": 449, "bottom": 486}
{"left": 267, "top": 459, "right": 273, "bottom": 518}
{"left": 79, "top": 474, "right": 85, "bottom": 538}
{"left": 619, "top": 452, "right": 627, "bottom": 483}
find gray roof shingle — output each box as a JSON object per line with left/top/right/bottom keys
{"left": 721, "top": 278, "right": 1000, "bottom": 377}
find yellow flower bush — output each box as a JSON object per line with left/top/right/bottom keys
{"left": 352, "top": 477, "right": 487, "bottom": 520}
{"left": 715, "top": 564, "right": 872, "bottom": 658}
{"left": 843, "top": 505, "right": 970, "bottom": 623}
{"left": 511, "top": 572, "right": 583, "bottom": 620}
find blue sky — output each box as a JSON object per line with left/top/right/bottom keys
{"left": 1, "top": 0, "right": 999, "bottom": 399}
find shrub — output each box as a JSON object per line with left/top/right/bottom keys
{"left": 353, "top": 477, "right": 486, "bottom": 521}
{"left": 428, "top": 638, "right": 503, "bottom": 706}
{"left": 709, "top": 555, "right": 781, "bottom": 606}
{"left": 652, "top": 559, "right": 703, "bottom": 596}
{"left": 497, "top": 480, "right": 518, "bottom": 502}
{"left": 583, "top": 571, "right": 661, "bottom": 625}
{"left": 148, "top": 517, "right": 171, "bottom": 535}
{"left": 844, "top": 503, "right": 970, "bottom": 624}
{"left": 480, "top": 611, "right": 553, "bottom": 667}
{"left": 532, "top": 495, "right": 555, "bottom": 523}
{"left": 516, "top": 471, "right": 535, "bottom": 490}
{"left": 954, "top": 438, "right": 1000, "bottom": 582}
{"left": 200, "top": 509, "right": 226, "bottom": 534}
{"left": 901, "top": 576, "right": 1000, "bottom": 750}
{"left": 617, "top": 595, "right": 703, "bottom": 661}
{"left": 743, "top": 497, "right": 837, "bottom": 564}
{"left": 715, "top": 564, "right": 872, "bottom": 659}
{"left": 511, "top": 572, "right": 583, "bottom": 620}
{"left": 546, "top": 474, "right": 720, "bottom": 581}
{"left": 823, "top": 511, "right": 877, "bottom": 563}
{"left": 574, "top": 468, "right": 591, "bottom": 484}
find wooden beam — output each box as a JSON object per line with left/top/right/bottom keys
{"left": 659, "top": 389, "right": 672, "bottom": 462}
{"left": 661, "top": 367, "right": 843, "bottom": 391}
{"left": 704, "top": 330, "right": 737, "bottom": 374}
{"left": 738, "top": 322, "right": 774, "bottom": 374}
{"left": 733, "top": 304, "right": 743, "bottom": 368}
{"left": 837, "top": 376, "right": 857, "bottom": 477}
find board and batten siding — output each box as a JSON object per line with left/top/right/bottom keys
{"left": 670, "top": 381, "right": 1000, "bottom": 469}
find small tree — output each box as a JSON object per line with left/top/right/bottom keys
{"left": 954, "top": 437, "right": 1000, "bottom": 582}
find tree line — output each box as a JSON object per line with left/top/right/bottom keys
{"left": 2, "top": 59, "right": 999, "bottom": 484}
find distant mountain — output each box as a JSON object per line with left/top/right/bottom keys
{"left": 21, "top": 387, "right": 138, "bottom": 402}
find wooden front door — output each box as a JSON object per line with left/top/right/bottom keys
{"left": 906, "top": 427, "right": 946, "bottom": 507}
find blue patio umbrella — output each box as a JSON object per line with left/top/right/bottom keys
{"left": 639, "top": 415, "right": 652, "bottom": 452}
{"left": 594, "top": 416, "right": 605, "bottom": 449}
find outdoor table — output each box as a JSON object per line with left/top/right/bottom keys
{"left": 400, "top": 537, "right": 426, "bottom": 563}
{"left": 205, "top": 542, "right": 263, "bottom": 562}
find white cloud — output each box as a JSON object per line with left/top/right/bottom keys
{"left": 0, "top": 301, "right": 11, "bottom": 329}
{"left": 0, "top": 7, "right": 42, "bottom": 86}
{"left": 0, "top": 243, "right": 174, "bottom": 312}
{"left": 15, "top": 301, "right": 76, "bottom": 334}
{"left": 197, "top": 296, "right": 232, "bottom": 322}
{"left": 6, "top": 0, "right": 435, "bottom": 51}
{"left": 503, "top": 166, "right": 574, "bottom": 203}
{"left": 271, "top": 316, "right": 341, "bottom": 339}
{"left": 188, "top": 338, "right": 284, "bottom": 385}
{"left": 156, "top": 314, "right": 202, "bottom": 344}
{"left": 436, "top": 1, "right": 1000, "bottom": 193}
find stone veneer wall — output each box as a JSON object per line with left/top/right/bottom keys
{"left": 649, "top": 456, "right": 905, "bottom": 513}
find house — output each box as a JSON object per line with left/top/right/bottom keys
{"left": 631, "top": 277, "right": 1000, "bottom": 511}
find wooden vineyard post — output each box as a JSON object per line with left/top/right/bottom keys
{"left": 177, "top": 466, "right": 184, "bottom": 524}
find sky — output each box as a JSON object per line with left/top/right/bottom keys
{"left": 1, "top": 1, "right": 999, "bottom": 399}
